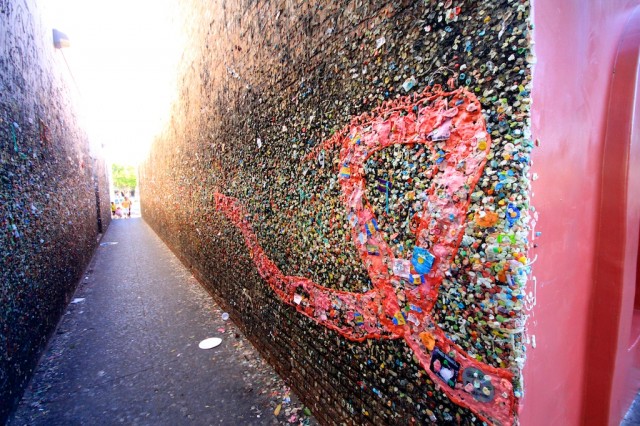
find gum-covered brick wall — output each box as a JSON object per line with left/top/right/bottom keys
{"left": 141, "top": 1, "right": 533, "bottom": 424}
{"left": 0, "top": 0, "right": 110, "bottom": 421}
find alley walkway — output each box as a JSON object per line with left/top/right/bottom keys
{"left": 8, "top": 218, "right": 315, "bottom": 426}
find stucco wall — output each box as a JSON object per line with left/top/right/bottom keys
{"left": 141, "top": 1, "right": 533, "bottom": 424}
{"left": 0, "top": 0, "right": 110, "bottom": 421}
{"left": 523, "top": 0, "right": 640, "bottom": 424}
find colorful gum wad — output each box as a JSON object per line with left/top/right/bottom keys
{"left": 214, "top": 86, "right": 517, "bottom": 426}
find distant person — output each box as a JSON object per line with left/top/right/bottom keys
{"left": 122, "top": 196, "right": 132, "bottom": 218}
{"left": 111, "top": 202, "right": 116, "bottom": 218}
{"left": 115, "top": 206, "right": 123, "bottom": 218}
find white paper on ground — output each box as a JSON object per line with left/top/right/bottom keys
{"left": 198, "top": 337, "right": 222, "bottom": 349}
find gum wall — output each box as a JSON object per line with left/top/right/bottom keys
{"left": 141, "top": 1, "right": 534, "bottom": 424}
{"left": 0, "top": 0, "right": 111, "bottom": 421}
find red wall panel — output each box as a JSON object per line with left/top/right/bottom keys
{"left": 524, "top": 1, "right": 640, "bottom": 424}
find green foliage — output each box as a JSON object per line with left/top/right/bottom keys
{"left": 111, "top": 164, "right": 137, "bottom": 191}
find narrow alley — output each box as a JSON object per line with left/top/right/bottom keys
{"left": 8, "top": 219, "right": 314, "bottom": 425}
{"left": 3, "top": 0, "right": 640, "bottom": 425}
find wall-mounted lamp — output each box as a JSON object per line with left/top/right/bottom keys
{"left": 52, "top": 29, "right": 70, "bottom": 49}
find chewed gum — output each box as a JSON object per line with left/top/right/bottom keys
{"left": 214, "top": 86, "right": 517, "bottom": 426}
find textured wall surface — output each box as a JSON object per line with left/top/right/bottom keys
{"left": 141, "top": 1, "right": 533, "bottom": 424}
{"left": 0, "top": 0, "right": 110, "bottom": 421}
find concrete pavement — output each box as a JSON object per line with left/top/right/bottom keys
{"left": 8, "top": 218, "right": 315, "bottom": 426}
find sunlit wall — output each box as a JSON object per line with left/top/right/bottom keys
{"left": 141, "top": 1, "right": 534, "bottom": 424}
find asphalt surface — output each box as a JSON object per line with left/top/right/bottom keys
{"left": 624, "top": 392, "right": 640, "bottom": 425}
{"left": 8, "top": 218, "right": 315, "bottom": 426}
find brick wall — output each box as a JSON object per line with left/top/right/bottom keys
{"left": 141, "top": 1, "right": 533, "bottom": 424}
{"left": 0, "top": 0, "right": 110, "bottom": 421}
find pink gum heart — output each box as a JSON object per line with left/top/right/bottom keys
{"left": 214, "top": 86, "right": 517, "bottom": 426}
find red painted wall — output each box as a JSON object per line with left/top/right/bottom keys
{"left": 523, "top": 0, "right": 640, "bottom": 424}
